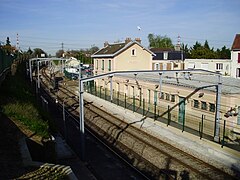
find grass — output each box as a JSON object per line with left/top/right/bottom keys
{"left": 0, "top": 61, "right": 51, "bottom": 138}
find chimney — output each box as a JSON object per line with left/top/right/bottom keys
{"left": 104, "top": 41, "right": 109, "bottom": 47}
{"left": 125, "top": 37, "right": 132, "bottom": 44}
{"left": 135, "top": 38, "right": 141, "bottom": 44}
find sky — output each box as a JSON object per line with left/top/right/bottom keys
{"left": 0, "top": 0, "right": 239, "bottom": 55}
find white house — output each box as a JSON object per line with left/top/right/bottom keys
{"left": 65, "top": 57, "right": 79, "bottom": 68}
{"left": 231, "top": 34, "right": 240, "bottom": 78}
{"left": 184, "top": 59, "right": 231, "bottom": 75}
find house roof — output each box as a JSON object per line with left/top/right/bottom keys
{"left": 232, "top": 34, "right": 240, "bottom": 50}
{"left": 116, "top": 72, "right": 240, "bottom": 94}
{"left": 94, "top": 42, "right": 126, "bottom": 56}
{"left": 150, "top": 48, "right": 175, "bottom": 52}
{"left": 91, "top": 40, "right": 155, "bottom": 58}
{"left": 150, "top": 48, "right": 184, "bottom": 61}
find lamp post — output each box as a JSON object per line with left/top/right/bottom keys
{"left": 214, "top": 73, "right": 222, "bottom": 142}
{"left": 78, "top": 61, "right": 85, "bottom": 161}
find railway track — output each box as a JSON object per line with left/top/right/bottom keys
{"left": 40, "top": 67, "right": 237, "bottom": 180}
{"left": 83, "top": 101, "right": 234, "bottom": 179}
{"left": 40, "top": 67, "right": 151, "bottom": 179}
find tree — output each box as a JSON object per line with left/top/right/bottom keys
{"left": 203, "top": 40, "right": 210, "bottom": 50}
{"left": 6, "top": 37, "right": 11, "bottom": 46}
{"left": 148, "top": 33, "right": 174, "bottom": 48}
{"left": 181, "top": 43, "right": 190, "bottom": 58}
{"left": 216, "top": 46, "right": 231, "bottom": 59}
{"left": 55, "top": 49, "right": 64, "bottom": 58}
{"left": 2, "top": 37, "right": 13, "bottom": 55}
{"left": 189, "top": 41, "right": 218, "bottom": 59}
{"left": 89, "top": 45, "right": 99, "bottom": 54}
{"left": 27, "top": 47, "right": 33, "bottom": 55}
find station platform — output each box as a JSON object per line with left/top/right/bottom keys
{"left": 83, "top": 92, "right": 240, "bottom": 177}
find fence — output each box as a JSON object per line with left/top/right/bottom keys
{"left": 85, "top": 82, "right": 240, "bottom": 150}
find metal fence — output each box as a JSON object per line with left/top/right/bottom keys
{"left": 85, "top": 82, "right": 240, "bottom": 150}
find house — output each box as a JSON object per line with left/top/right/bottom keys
{"left": 184, "top": 34, "right": 240, "bottom": 78}
{"left": 91, "top": 38, "right": 155, "bottom": 75}
{"left": 184, "top": 58, "right": 231, "bottom": 75}
{"left": 231, "top": 34, "right": 240, "bottom": 78}
{"left": 150, "top": 48, "right": 185, "bottom": 70}
{"left": 65, "top": 57, "right": 79, "bottom": 68}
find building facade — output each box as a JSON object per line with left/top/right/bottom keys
{"left": 231, "top": 34, "right": 240, "bottom": 78}
{"left": 91, "top": 38, "right": 155, "bottom": 75}
{"left": 94, "top": 71, "right": 240, "bottom": 141}
{"left": 184, "top": 59, "right": 231, "bottom": 75}
{"left": 151, "top": 48, "right": 185, "bottom": 70}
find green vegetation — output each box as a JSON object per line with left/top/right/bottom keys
{"left": 148, "top": 33, "right": 231, "bottom": 59}
{"left": 0, "top": 62, "right": 51, "bottom": 138}
{"left": 183, "top": 40, "right": 231, "bottom": 59}
{"left": 148, "top": 33, "right": 174, "bottom": 49}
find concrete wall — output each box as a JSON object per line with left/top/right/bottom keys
{"left": 114, "top": 43, "right": 152, "bottom": 71}
{"left": 95, "top": 75, "right": 240, "bottom": 136}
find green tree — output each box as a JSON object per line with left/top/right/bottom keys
{"left": 216, "top": 46, "right": 230, "bottom": 59}
{"left": 190, "top": 41, "right": 218, "bottom": 59}
{"left": 55, "top": 49, "right": 64, "bottom": 58}
{"left": 2, "top": 37, "right": 12, "bottom": 55}
{"left": 181, "top": 43, "right": 190, "bottom": 58}
{"left": 27, "top": 47, "right": 33, "bottom": 55}
{"left": 203, "top": 40, "right": 210, "bottom": 50}
{"left": 148, "top": 33, "right": 174, "bottom": 48}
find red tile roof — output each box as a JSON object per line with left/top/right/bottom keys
{"left": 232, "top": 34, "right": 240, "bottom": 50}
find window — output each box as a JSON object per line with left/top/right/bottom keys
{"left": 125, "top": 85, "right": 128, "bottom": 95}
{"left": 216, "top": 63, "right": 223, "bottom": 70}
{"left": 165, "top": 93, "right": 170, "bottom": 101}
{"left": 102, "top": 60, "right": 104, "bottom": 70}
{"left": 148, "top": 89, "right": 151, "bottom": 103}
{"left": 154, "top": 91, "right": 157, "bottom": 104}
{"left": 155, "top": 63, "right": 160, "bottom": 70}
{"left": 108, "top": 60, "right": 111, "bottom": 71}
{"left": 159, "top": 92, "right": 164, "bottom": 99}
{"left": 237, "top": 68, "right": 240, "bottom": 78}
{"left": 171, "top": 95, "right": 175, "bottom": 102}
{"left": 96, "top": 60, "right": 98, "bottom": 69}
{"left": 238, "top": 53, "right": 240, "bottom": 63}
{"left": 163, "top": 52, "right": 168, "bottom": 60}
{"left": 193, "top": 100, "right": 199, "bottom": 108}
{"left": 201, "top": 63, "right": 209, "bottom": 70}
{"left": 131, "top": 49, "right": 136, "bottom": 56}
{"left": 209, "top": 103, "right": 215, "bottom": 112}
{"left": 201, "top": 101, "right": 207, "bottom": 110}
{"left": 238, "top": 106, "right": 240, "bottom": 125}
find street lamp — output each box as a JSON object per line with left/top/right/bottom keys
{"left": 78, "top": 61, "right": 85, "bottom": 161}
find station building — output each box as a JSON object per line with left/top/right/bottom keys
{"left": 91, "top": 37, "right": 240, "bottom": 142}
